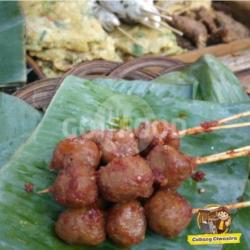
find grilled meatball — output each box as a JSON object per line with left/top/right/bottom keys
{"left": 107, "top": 201, "right": 146, "bottom": 246}
{"left": 55, "top": 207, "right": 105, "bottom": 245}
{"left": 135, "top": 120, "right": 180, "bottom": 153}
{"left": 146, "top": 145, "right": 196, "bottom": 188}
{"left": 98, "top": 155, "right": 154, "bottom": 202}
{"left": 145, "top": 189, "right": 192, "bottom": 238}
{"left": 81, "top": 130, "right": 103, "bottom": 144}
{"left": 50, "top": 136, "right": 101, "bottom": 171}
{"left": 51, "top": 164, "right": 98, "bottom": 208}
{"left": 83, "top": 129, "right": 139, "bottom": 163}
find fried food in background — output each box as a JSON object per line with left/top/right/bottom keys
{"left": 111, "top": 25, "right": 183, "bottom": 58}
{"left": 21, "top": 0, "right": 249, "bottom": 77}
{"left": 162, "top": 1, "right": 249, "bottom": 49}
{"left": 215, "top": 11, "right": 250, "bottom": 43}
{"left": 21, "top": 1, "right": 183, "bottom": 77}
{"left": 156, "top": 0, "right": 212, "bottom": 15}
{"left": 172, "top": 14, "right": 208, "bottom": 49}
{"left": 21, "top": 1, "right": 120, "bottom": 76}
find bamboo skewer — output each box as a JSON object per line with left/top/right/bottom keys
{"left": 155, "top": 5, "right": 190, "bottom": 16}
{"left": 195, "top": 146, "right": 250, "bottom": 165}
{"left": 216, "top": 111, "right": 250, "bottom": 124}
{"left": 37, "top": 188, "right": 50, "bottom": 194}
{"left": 179, "top": 111, "right": 250, "bottom": 137}
{"left": 140, "top": 20, "right": 162, "bottom": 32}
{"left": 179, "top": 122, "right": 250, "bottom": 137}
{"left": 223, "top": 201, "right": 250, "bottom": 210}
{"left": 117, "top": 26, "right": 139, "bottom": 44}
{"left": 155, "top": 5, "right": 170, "bottom": 14}
{"left": 192, "top": 201, "right": 250, "bottom": 214}
{"left": 142, "top": 9, "right": 173, "bottom": 21}
{"left": 160, "top": 21, "right": 183, "bottom": 36}
{"left": 174, "top": 7, "right": 191, "bottom": 16}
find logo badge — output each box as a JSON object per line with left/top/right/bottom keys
{"left": 187, "top": 205, "right": 241, "bottom": 245}
{"left": 197, "top": 205, "right": 231, "bottom": 234}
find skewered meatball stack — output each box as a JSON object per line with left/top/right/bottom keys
{"left": 40, "top": 118, "right": 250, "bottom": 247}
{"left": 46, "top": 124, "right": 190, "bottom": 246}
{"left": 46, "top": 136, "right": 104, "bottom": 246}
{"left": 48, "top": 130, "right": 152, "bottom": 246}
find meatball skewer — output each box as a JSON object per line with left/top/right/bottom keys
{"left": 50, "top": 136, "right": 101, "bottom": 171}
{"left": 38, "top": 164, "right": 98, "bottom": 208}
{"left": 49, "top": 110, "right": 250, "bottom": 172}
{"left": 39, "top": 155, "right": 154, "bottom": 206}
{"left": 55, "top": 207, "right": 106, "bottom": 245}
{"left": 106, "top": 201, "right": 146, "bottom": 247}
{"left": 79, "top": 110, "right": 250, "bottom": 163}
{"left": 145, "top": 189, "right": 250, "bottom": 239}
{"left": 39, "top": 145, "right": 249, "bottom": 206}
{"left": 179, "top": 121, "right": 250, "bottom": 137}
{"left": 98, "top": 155, "right": 154, "bottom": 203}
{"left": 134, "top": 120, "right": 180, "bottom": 153}
{"left": 147, "top": 145, "right": 250, "bottom": 189}
{"left": 135, "top": 111, "right": 250, "bottom": 152}
{"left": 145, "top": 189, "right": 192, "bottom": 238}
{"left": 179, "top": 110, "right": 250, "bottom": 137}
{"left": 83, "top": 129, "right": 139, "bottom": 163}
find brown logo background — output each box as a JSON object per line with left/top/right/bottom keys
{"left": 197, "top": 206, "right": 232, "bottom": 234}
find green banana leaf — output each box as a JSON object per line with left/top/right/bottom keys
{"left": 0, "top": 78, "right": 193, "bottom": 167}
{"left": 155, "top": 55, "right": 249, "bottom": 103}
{"left": 0, "top": 75, "right": 249, "bottom": 250}
{"left": 93, "top": 78, "right": 194, "bottom": 100}
{"left": 153, "top": 71, "right": 199, "bottom": 99}
{"left": 0, "top": 1, "right": 26, "bottom": 87}
{"left": 223, "top": 180, "right": 250, "bottom": 250}
{"left": 0, "top": 93, "right": 42, "bottom": 167}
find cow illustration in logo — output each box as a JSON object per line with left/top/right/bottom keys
{"left": 197, "top": 206, "right": 232, "bottom": 234}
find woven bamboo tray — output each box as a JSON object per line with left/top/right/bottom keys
{"left": 14, "top": 56, "right": 185, "bottom": 110}
{"left": 15, "top": 55, "right": 249, "bottom": 110}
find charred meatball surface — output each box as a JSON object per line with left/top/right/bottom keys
{"left": 51, "top": 165, "right": 98, "bottom": 208}
{"left": 98, "top": 155, "right": 154, "bottom": 202}
{"left": 146, "top": 145, "right": 196, "bottom": 188}
{"left": 50, "top": 136, "right": 101, "bottom": 171}
{"left": 135, "top": 120, "right": 180, "bottom": 153}
{"left": 55, "top": 207, "right": 105, "bottom": 245}
{"left": 107, "top": 201, "right": 146, "bottom": 246}
{"left": 83, "top": 129, "right": 139, "bottom": 163}
{"left": 145, "top": 189, "right": 192, "bottom": 238}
